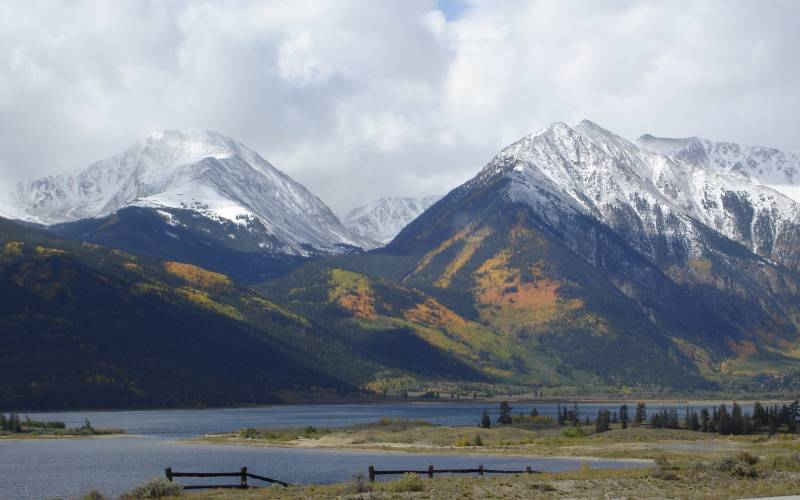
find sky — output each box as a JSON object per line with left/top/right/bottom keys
{"left": 0, "top": 0, "right": 798, "bottom": 214}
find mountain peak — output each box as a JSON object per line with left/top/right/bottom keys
{"left": 8, "top": 131, "right": 373, "bottom": 254}
{"left": 132, "top": 129, "right": 248, "bottom": 168}
{"left": 345, "top": 195, "right": 441, "bottom": 245}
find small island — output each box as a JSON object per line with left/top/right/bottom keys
{"left": 0, "top": 413, "right": 123, "bottom": 439}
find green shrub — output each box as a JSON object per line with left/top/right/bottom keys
{"left": 473, "top": 433, "right": 484, "bottom": 446}
{"left": 348, "top": 473, "right": 372, "bottom": 494}
{"left": 454, "top": 435, "right": 470, "bottom": 447}
{"left": 731, "top": 462, "right": 757, "bottom": 478}
{"left": 388, "top": 473, "right": 425, "bottom": 492}
{"left": 562, "top": 427, "right": 586, "bottom": 438}
{"left": 767, "top": 453, "right": 800, "bottom": 472}
{"left": 81, "top": 491, "right": 105, "bottom": 500}
{"left": 122, "top": 478, "right": 182, "bottom": 499}
{"left": 714, "top": 452, "right": 760, "bottom": 478}
{"left": 239, "top": 427, "right": 258, "bottom": 439}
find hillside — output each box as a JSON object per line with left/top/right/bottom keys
{"left": 0, "top": 217, "right": 377, "bottom": 410}
{"left": 262, "top": 122, "right": 800, "bottom": 392}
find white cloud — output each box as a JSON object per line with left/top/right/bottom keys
{"left": 0, "top": 0, "right": 798, "bottom": 213}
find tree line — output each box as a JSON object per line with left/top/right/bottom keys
{"left": 0, "top": 413, "right": 67, "bottom": 433}
{"left": 479, "top": 401, "right": 800, "bottom": 436}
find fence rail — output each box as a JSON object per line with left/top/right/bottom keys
{"left": 367, "top": 464, "right": 539, "bottom": 482}
{"left": 165, "top": 466, "right": 290, "bottom": 489}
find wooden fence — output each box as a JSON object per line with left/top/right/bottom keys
{"left": 164, "top": 466, "right": 290, "bottom": 489}
{"left": 367, "top": 464, "right": 539, "bottom": 482}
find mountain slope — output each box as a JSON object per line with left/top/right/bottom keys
{"left": 8, "top": 130, "right": 372, "bottom": 256}
{"left": 0, "top": 216, "right": 383, "bottom": 410}
{"left": 344, "top": 196, "right": 441, "bottom": 245}
{"left": 636, "top": 134, "right": 800, "bottom": 203}
{"left": 282, "top": 121, "right": 800, "bottom": 390}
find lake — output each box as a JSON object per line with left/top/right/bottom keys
{"left": 1, "top": 400, "right": 739, "bottom": 499}
{"left": 21, "top": 400, "right": 742, "bottom": 438}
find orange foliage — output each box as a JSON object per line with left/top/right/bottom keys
{"left": 163, "top": 261, "right": 232, "bottom": 291}
{"left": 435, "top": 226, "right": 491, "bottom": 288}
{"left": 327, "top": 269, "right": 377, "bottom": 319}
{"left": 404, "top": 299, "right": 467, "bottom": 329}
{"left": 411, "top": 223, "right": 476, "bottom": 278}
{"left": 726, "top": 339, "right": 758, "bottom": 357}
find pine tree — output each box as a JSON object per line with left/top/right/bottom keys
{"left": 718, "top": 404, "right": 731, "bottom": 435}
{"left": 619, "top": 404, "right": 629, "bottom": 429}
{"left": 595, "top": 410, "right": 610, "bottom": 433}
{"left": 690, "top": 410, "right": 700, "bottom": 431}
{"left": 710, "top": 406, "right": 719, "bottom": 433}
{"left": 497, "top": 401, "right": 512, "bottom": 425}
{"left": 572, "top": 404, "right": 580, "bottom": 426}
{"left": 480, "top": 410, "right": 492, "bottom": 429}
{"left": 633, "top": 403, "right": 646, "bottom": 426}
{"left": 742, "top": 411, "right": 752, "bottom": 435}
{"left": 11, "top": 413, "right": 22, "bottom": 433}
{"left": 753, "top": 402, "right": 766, "bottom": 427}
{"left": 731, "top": 402, "right": 744, "bottom": 435}
{"left": 700, "top": 408, "right": 710, "bottom": 432}
{"left": 789, "top": 401, "right": 799, "bottom": 433}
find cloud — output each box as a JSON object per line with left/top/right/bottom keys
{"left": 0, "top": 0, "right": 798, "bottom": 213}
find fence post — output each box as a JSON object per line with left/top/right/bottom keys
{"left": 241, "top": 467, "right": 247, "bottom": 488}
{"left": 368, "top": 465, "right": 375, "bottom": 482}
{"left": 478, "top": 464, "right": 484, "bottom": 476}
{"left": 165, "top": 467, "right": 173, "bottom": 482}
{"left": 428, "top": 465, "right": 434, "bottom": 479}
{"left": 526, "top": 466, "right": 532, "bottom": 474}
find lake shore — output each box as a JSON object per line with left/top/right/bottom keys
{"left": 182, "top": 423, "right": 800, "bottom": 499}
{"left": 0, "top": 431, "right": 130, "bottom": 440}
{"left": 188, "top": 420, "right": 794, "bottom": 461}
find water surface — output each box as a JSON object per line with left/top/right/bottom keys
{"left": 4, "top": 401, "right": 742, "bottom": 498}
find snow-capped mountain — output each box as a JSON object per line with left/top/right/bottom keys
{"left": 475, "top": 120, "right": 800, "bottom": 270}
{"left": 344, "top": 196, "right": 441, "bottom": 245}
{"left": 8, "top": 130, "right": 372, "bottom": 256}
{"left": 381, "top": 119, "right": 800, "bottom": 385}
{"left": 636, "top": 134, "right": 800, "bottom": 204}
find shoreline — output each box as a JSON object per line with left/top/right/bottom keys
{"left": 14, "top": 397, "right": 797, "bottom": 415}
{"left": 180, "top": 436, "right": 657, "bottom": 465}
{"left": 0, "top": 432, "right": 131, "bottom": 441}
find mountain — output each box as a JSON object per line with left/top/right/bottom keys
{"left": 344, "top": 196, "right": 441, "bottom": 245}
{"left": 5, "top": 130, "right": 372, "bottom": 281}
{"left": 0, "top": 215, "right": 492, "bottom": 409}
{"left": 270, "top": 120, "right": 800, "bottom": 391}
{"left": 636, "top": 134, "right": 800, "bottom": 203}
{"left": 0, "top": 216, "right": 373, "bottom": 409}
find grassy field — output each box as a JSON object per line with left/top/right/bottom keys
{"left": 173, "top": 419, "right": 800, "bottom": 498}
{"left": 194, "top": 418, "right": 787, "bottom": 459}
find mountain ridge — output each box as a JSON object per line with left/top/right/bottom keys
{"left": 7, "top": 129, "right": 372, "bottom": 256}
{"left": 344, "top": 196, "right": 441, "bottom": 245}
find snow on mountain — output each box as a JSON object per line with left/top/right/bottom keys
{"left": 345, "top": 196, "right": 441, "bottom": 245}
{"left": 8, "top": 130, "right": 372, "bottom": 256}
{"left": 479, "top": 120, "right": 800, "bottom": 270}
{"left": 636, "top": 134, "right": 800, "bottom": 204}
